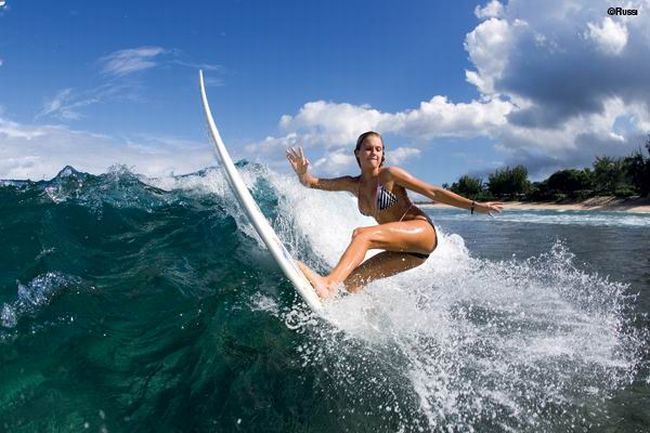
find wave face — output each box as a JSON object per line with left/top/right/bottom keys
{"left": 0, "top": 165, "right": 648, "bottom": 433}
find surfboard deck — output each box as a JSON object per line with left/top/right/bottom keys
{"left": 198, "top": 70, "right": 325, "bottom": 317}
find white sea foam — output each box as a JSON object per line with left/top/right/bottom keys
{"left": 263, "top": 170, "right": 646, "bottom": 432}
{"left": 148, "top": 165, "right": 646, "bottom": 431}
{"left": 249, "top": 292, "right": 280, "bottom": 315}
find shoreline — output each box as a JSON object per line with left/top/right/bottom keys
{"left": 418, "top": 196, "right": 650, "bottom": 214}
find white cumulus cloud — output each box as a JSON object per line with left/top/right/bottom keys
{"left": 243, "top": 0, "right": 650, "bottom": 179}
{"left": 388, "top": 147, "right": 421, "bottom": 165}
{"left": 251, "top": 96, "right": 512, "bottom": 156}
{"left": 461, "top": 0, "right": 650, "bottom": 175}
{"left": 313, "top": 149, "right": 357, "bottom": 176}
{"left": 241, "top": 93, "right": 514, "bottom": 180}
{"left": 309, "top": 145, "right": 422, "bottom": 177}
{"left": 585, "top": 17, "right": 628, "bottom": 55}
{"left": 474, "top": 0, "right": 504, "bottom": 19}
{"left": 463, "top": 17, "right": 521, "bottom": 96}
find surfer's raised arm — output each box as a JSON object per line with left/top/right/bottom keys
{"left": 385, "top": 166, "right": 503, "bottom": 215}
{"left": 286, "top": 147, "right": 357, "bottom": 193}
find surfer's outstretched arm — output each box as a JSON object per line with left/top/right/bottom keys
{"left": 385, "top": 166, "right": 503, "bottom": 215}
{"left": 286, "top": 147, "right": 357, "bottom": 193}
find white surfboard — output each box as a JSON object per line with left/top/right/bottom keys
{"left": 199, "top": 71, "right": 325, "bottom": 316}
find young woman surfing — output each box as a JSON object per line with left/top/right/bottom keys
{"left": 287, "top": 131, "right": 502, "bottom": 299}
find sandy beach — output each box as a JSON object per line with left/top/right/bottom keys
{"left": 420, "top": 196, "right": 650, "bottom": 214}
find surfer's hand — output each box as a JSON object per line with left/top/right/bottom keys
{"left": 286, "top": 147, "right": 310, "bottom": 179}
{"left": 476, "top": 201, "right": 503, "bottom": 216}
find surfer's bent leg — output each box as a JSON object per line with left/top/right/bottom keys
{"left": 343, "top": 251, "right": 427, "bottom": 292}
{"left": 306, "top": 219, "right": 435, "bottom": 298}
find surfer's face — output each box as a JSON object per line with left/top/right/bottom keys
{"left": 356, "top": 136, "right": 384, "bottom": 169}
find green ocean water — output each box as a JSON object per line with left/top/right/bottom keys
{"left": 1, "top": 165, "right": 648, "bottom": 432}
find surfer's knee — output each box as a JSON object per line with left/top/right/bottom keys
{"left": 351, "top": 226, "right": 373, "bottom": 242}
{"left": 351, "top": 226, "right": 368, "bottom": 240}
{"left": 351, "top": 226, "right": 382, "bottom": 249}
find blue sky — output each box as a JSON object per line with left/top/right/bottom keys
{"left": 0, "top": 0, "right": 648, "bottom": 184}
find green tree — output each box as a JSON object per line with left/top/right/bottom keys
{"left": 450, "top": 175, "right": 483, "bottom": 199}
{"left": 592, "top": 156, "right": 630, "bottom": 196}
{"left": 546, "top": 168, "right": 593, "bottom": 198}
{"left": 644, "top": 139, "right": 650, "bottom": 196}
{"left": 622, "top": 137, "right": 650, "bottom": 196}
{"left": 487, "top": 165, "right": 530, "bottom": 198}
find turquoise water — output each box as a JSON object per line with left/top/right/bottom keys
{"left": 1, "top": 165, "right": 648, "bottom": 432}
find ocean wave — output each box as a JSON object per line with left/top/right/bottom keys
{"left": 0, "top": 164, "right": 646, "bottom": 432}
{"left": 1, "top": 272, "right": 82, "bottom": 329}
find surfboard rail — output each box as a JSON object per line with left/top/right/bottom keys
{"left": 198, "top": 70, "right": 325, "bottom": 315}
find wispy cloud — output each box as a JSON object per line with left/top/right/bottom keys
{"left": 39, "top": 88, "right": 81, "bottom": 120}
{"left": 171, "top": 59, "right": 222, "bottom": 73}
{"left": 171, "top": 59, "right": 224, "bottom": 86}
{"left": 99, "top": 46, "right": 167, "bottom": 77}
{"left": 36, "top": 46, "right": 224, "bottom": 121}
{"left": 0, "top": 117, "right": 48, "bottom": 140}
{"left": 98, "top": 46, "right": 222, "bottom": 78}
{"left": 37, "top": 82, "right": 141, "bottom": 121}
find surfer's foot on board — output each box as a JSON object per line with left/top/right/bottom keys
{"left": 296, "top": 261, "right": 339, "bottom": 299}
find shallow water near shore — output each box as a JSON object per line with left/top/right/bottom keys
{"left": 1, "top": 165, "right": 648, "bottom": 432}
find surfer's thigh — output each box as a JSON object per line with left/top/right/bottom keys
{"left": 344, "top": 251, "right": 426, "bottom": 292}
{"left": 353, "top": 219, "right": 435, "bottom": 254}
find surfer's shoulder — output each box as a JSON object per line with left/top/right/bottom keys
{"left": 381, "top": 166, "right": 413, "bottom": 181}
{"left": 380, "top": 166, "right": 418, "bottom": 192}
{"left": 379, "top": 166, "right": 403, "bottom": 182}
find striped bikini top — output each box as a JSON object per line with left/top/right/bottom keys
{"left": 359, "top": 183, "right": 399, "bottom": 217}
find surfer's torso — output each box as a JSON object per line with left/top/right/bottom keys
{"left": 355, "top": 168, "right": 430, "bottom": 225}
